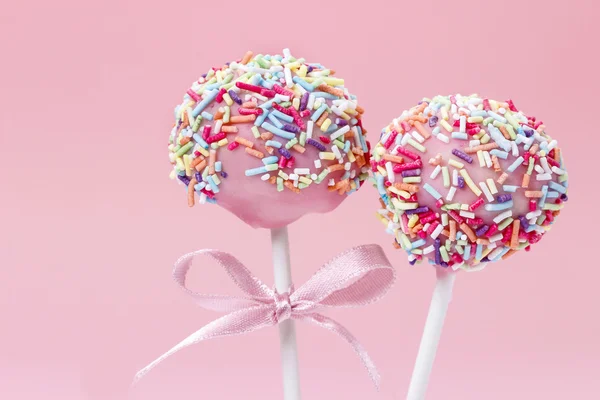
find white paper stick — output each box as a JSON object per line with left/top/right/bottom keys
{"left": 271, "top": 227, "right": 302, "bottom": 400}
{"left": 406, "top": 269, "right": 456, "bottom": 400}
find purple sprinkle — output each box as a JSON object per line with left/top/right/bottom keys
{"left": 306, "top": 138, "right": 326, "bottom": 151}
{"left": 519, "top": 216, "right": 530, "bottom": 230}
{"left": 307, "top": 65, "right": 314, "bottom": 73}
{"left": 401, "top": 168, "right": 421, "bottom": 178}
{"left": 194, "top": 172, "right": 202, "bottom": 182}
{"left": 282, "top": 124, "right": 300, "bottom": 134}
{"left": 475, "top": 225, "right": 489, "bottom": 236}
{"left": 300, "top": 92, "right": 309, "bottom": 111}
{"left": 452, "top": 149, "right": 473, "bottom": 164}
{"left": 497, "top": 194, "right": 513, "bottom": 203}
{"left": 457, "top": 176, "right": 465, "bottom": 188}
{"left": 441, "top": 262, "right": 449, "bottom": 268}
{"left": 428, "top": 116, "right": 438, "bottom": 127}
{"left": 434, "top": 238, "right": 441, "bottom": 265}
{"left": 409, "top": 259, "right": 417, "bottom": 266}
{"left": 278, "top": 147, "right": 292, "bottom": 159}
{"left": 336, "top": 118, "right": 348, "bottom": 126}
{"left": 524, "top": 129, "right": 534, "bottom": 137}
{"left": 178, "top": 175, "right": 191, "bottom": 186}
{"left": 220, "top": 171, "right": 228, "bottom": 178}
{"left": 405, "top": 206, "right": 430, "bottom": 215}
{"left": 228, "top": 90, "right": 242, "bottom": 105}
{"left": 561, "top": 194, "right": 568, "bottom": 201}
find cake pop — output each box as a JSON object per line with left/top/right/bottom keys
{"left": 372, "top": 94, "right": 567, "bottom": 271}
{"left": 169, "top": 49, "right": 370, "bottom": 229}
{"left": 371, "top": 94, "right": 568, "bottom": 399}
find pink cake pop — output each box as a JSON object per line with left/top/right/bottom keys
{"left": 372, "top": 94, "right": 568, "bottom": 271}
{"left": 169, "top": 49, "right": 370, "bottom": 229}
{"left": 371, "top": 94, "right": 569, "bottom": 399}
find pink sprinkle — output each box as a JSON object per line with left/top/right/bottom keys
{"left": 469, "top": 198, "right": 484, "bottom": 211}
{"left": 202, "top": 125, "right": 211, "bottom": 140}
{"left": 273, "top": 84, "right": 295, "bottom": 98}
{"left": 483, "top": 99, "right": 491, "bottom": 111}
{"left": 384, "top": 131, "right": 398, "bottom": 149}
{"left": 529, "top": 200, "right": 537, "bottom": 212}
{"left": 485, "top": 223, "right": 498, "bottom": 238}
{"left": 396, "top": 146, "right": 421, "bottom": 160}
{"left": 260, "top": 89, "right": 276, "bottom": 98}
{"left": 320, "top": 136, "right": 331, "bottom": 144}
{"left": 417, "top": 230, "right": 427, "bottom": 239}
{"left": 227, "top": 142, "right": 240, "bottom": 151}
{"left": 392, "top": 158, "right": 422, "bottom": 173}
{"left": 447, "top": 210, "right": 464, "bottom": 224}
{"left": 299, "top": 110, "right": 311, "bottom": 118}
{"left": 400, "top": 121, "right": 411, "bottom": 133}
{"left": 215, "top": 88, "right": 227, "bottom": 103}
{"left": 238, "top": 107, "right": 263, "bottom": 116}
{"left": 286, "top": 157, "right": 295, "bottom": 169}
{"left": 206, "top": 132, "right": 226, "bottom": 144}
{"left": 187, "top": 89, "right": 200, "bottom": 102}
{"left": 278, "top": 156, "right": 287, "bottom": 169}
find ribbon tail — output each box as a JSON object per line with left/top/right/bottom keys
{"left": 301, "top": 314, "right": 381, "bottom": 390}
{"left": 133, "top": 306, "right": 272, "bottom": 385}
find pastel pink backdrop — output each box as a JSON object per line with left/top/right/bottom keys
{"left": 1, "top": 1, "right": 599, "bottom": 399}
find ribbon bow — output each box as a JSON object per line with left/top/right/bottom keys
{"left": 134, "top": 244, "right": 395, "bottom": 388}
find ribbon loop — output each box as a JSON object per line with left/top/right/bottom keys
{"left": 134, "top": 244, "right": 395, "bottom": 390}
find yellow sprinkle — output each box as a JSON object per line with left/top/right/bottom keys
{"left": 442, "top": 166, "right": 450, "bottom": 188}
{"left": 486, "top": 178, "right": 498, "bottom": 194}
{"left": 467, "top": 116, "right": 483, "bottom": 123}
{"left": 407, "top": 138, "right": 426, "bottom": 153}
{"left": 403, "top": 176, "right": 422, "bottom": 183}
{"left": 448, "top": 159, "right": 464, "bottom": 169}
{"left": 175, "top": 157, "right": 184, "bottom": 171}
{"left": 504, "top": 111, "right": 520, "bottom": 129}
{"left": 440, "top": 119, "right": 453, "bottom": 132}
{"left": 251, "top": 126, "right": 260, "bottom": 138}
{"left": 460, "top": 169, "right": 482, "bottom": 196}
{"left": 376, "top": 165, "right": 387, "bottom": 176}
{"left": 320, "top": 118, "right": 332, "bottom": 132}
{"left": 292, "top": 97, "right": 300, "bottom": 110}
{"left": 217, "top": 138, "right": 228, "bottom": 147}
{"left": 439, "top": 246, "right": 450, "bottom": 262}
{"left": 441, "top": 107, "right": 449, "bottom": 120}
{"left": 389, "top": 186, "right": 410, "bottom": 198}
{"left": 319, "top": 152, "right": 336, "bottom": 160}
{"left": 480, "top": 133, "right": 491, "bottom": 144}
{"left": 211, "top": 173, "right": 221, "bottom": 185}
{"left": 347, "top": 150, "right": 356, "bottom": 162}
{"left": 505, "top": 124, "right": 517, "bottom": 139}
{"left": 297, "top": 65, "right": 307, "bottom": 77}
{"left": 299, "top": 176, "right": 312, "bottom": 185}
{"left": 477, "top": 150, "right": 485, "bottom": 167}
{"left": 223, "top": 93, "right": 233, "bottom": 106}
{"left": 408, "top": 214, "right": 419, "bottom": 228}
{"left": 183, "top": 154, "right": 192, "bottom": 177}
{"left": 397, "top": 232, "right": 412, "bottom": 249}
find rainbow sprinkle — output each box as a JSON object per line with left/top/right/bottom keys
{"left": 372, "top": 94, "right": 568, "bottom": 271}
{"left": 169, "top": 49, "right": 370, "bottom": 206}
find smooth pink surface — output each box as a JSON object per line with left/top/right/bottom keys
{"left": 1, "top": 1, "right": 599, "bottom": 399}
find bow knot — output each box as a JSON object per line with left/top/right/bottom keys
{"left": 134, "top": 244, "right": 395, "bottom": 390}
{"left": 272, "top": 288, "right": 293, "bottom": 323}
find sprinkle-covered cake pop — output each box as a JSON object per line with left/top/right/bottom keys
{"left": 372, "top": 94, "right": 568, "bottom": 271}
{"left": 169, "top": 49, "right": 370, "bottom": 229}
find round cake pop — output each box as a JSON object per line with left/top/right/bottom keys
{"left": 372, "top": 94, "right": 568, "bottom": 271}
{"left": 168, "top": 49, "right": 370, "bottom": 229}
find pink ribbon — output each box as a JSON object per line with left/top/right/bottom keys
{"left": 133, "top": 244, "right": 395, "bottom": 388}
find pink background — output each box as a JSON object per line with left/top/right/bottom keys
{"left": 1, "top": 0, "right": 599, "bottom": 399}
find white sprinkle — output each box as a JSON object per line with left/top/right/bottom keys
{"left": 344, "top": 162, "right": 351, "bottom": 171}
{"left": 307, "top": 94, "right": 316, "bottom": 110}
{"left": 540, "top": 157, "right": 553, "bottom": 174}
{"left": 294, "top": 168, "right": 310, "bottom": 175}
{"left": 441, "top": 213, "right": 449, "bottom": 226}
{"left": 483, "top": 151, "right": 493, "bottom": 168}
{"left": 459, "top": 116, "right": 466, "bottom": 132}
{"left": 547, "top": 140, "right": 558, "bottom": 151}
{"left": 446, "top": 186, "right": 457, "bottom": 201}
{"left": 311, "top": 173, "right": 318, "bottom": 180}
{"left": 488, "top": 233, "right": 503, "bottom": 242}
{"left": 431, "top": 127, "right": 440, "bottom": 136}
{"left": 261, "top": 173, "right": 271, "bottom": 181}
{"left": 385, "top": 162, "right": 395, "bottom": 183}
{"left": 306, "top": 120, "right": 314, "bottom": 139}
{"left": 328, "top": 178, "right": 335, "bottom": 186}
{"left": 431, "top": 224, "right": 444, "bottom": 240}
{"left": 401, "top": 133, "right": 411, "bottom": 146}
{"left": 498, "top": 107, "right": 507, "bottom": 115}
{"left": 423, "top": 245, "right": 434, "bottom": 254}
{"left": 493, "top": 210, "right": 513, "bottom": 224}
{"left": 526, "top": 210, "right": 542, "bottom": 219}
{"left": 436, "top": 133, "right": 450, "bottom": 143}
{"left": 412, "top": 131, "right": 425, "bottom": 143}
{"left": 314, "top": 159, "right": 321, "bottom": 168}
{"left": 330, "top": 125, "right": 350, "bottom": 141}
{"left": 331, "top": 145, "right": 342, "bottom": 160}
{"left": 479, "top": 181, "right": 494, "bottom": 202}
{"left": 460, "top": 210, "right": 475, "bottom": 219}
{"left": 534, "top": 165, "right": 545, "bottom": 174}
{"left": 430, "top": 165, "right": 442, "bottom": 179}
{"left": 552, "top": 166, "right": 566, "bottom": 175}
{"left": 536, "top": 173, "right": 552, "bottom": 181}
{"left": 289, "top": 173, "right": 299, "bottom": 180}
{"left": 469, "top": 140, "right": 481, "bottom": 147}
{"left": 284, "top": 67, "right": 293, "bottom": 88}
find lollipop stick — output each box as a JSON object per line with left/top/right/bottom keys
{"left": 271, "top": 226, "right": 302, "bottom": 400}
{"left": 406, "top": 269, "right": 456, "bottom": 400}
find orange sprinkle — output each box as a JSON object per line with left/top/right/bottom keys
{"left": 328, "top": 163, "right": 345, "bottom": 172}
{"left": 240, "top": 51, "right": 253, "bottom": 65}
{"left": 317, "top": 83, "right": 344, "bottom": 97}
{"left": 499, "top": 125, "right": 511, "bottom": 140}
{"left": 245, "top": 147, "right": 264, "bottom": 159}
{"left": 476, "top": 238, "right": 490, "bottom": 246}
{"left": 355, "top": 105, "right": 365, "bottom": 114}
{"left": 510, "top": 219, "right": 520, "bottom": 249}
{"left": 228, "top": 115, "right": 256, "bottom": 124}
{"left": 208, "top": 149, "right": 216, "bottom": 174}
{"left": 344, "top": 131, "right": 354, "bottom": 140}
{"left": 265, "top": 145, "right": 275, "bottom": 155}
{"left": 394, "top": 182, "right": 419, "bottom": 193}
{"left": 409, "top": 230, "right": 417, "bottom": 239}
{"left": 525, "top": 190, "right": 543, "bottom": 198}
{"left": 355, "top": 154, "right": 366, "bottom": 168}
{"left": 316, "top": 111, "right": 329, "bottom": 127}
{"left": 188, "top": 178, "right": 197, "bottom": 207}
{"left": 379, "top": 198, "right": 386, "bottom": 209}
{"left": 179, "top": 136, "right": 191, "bottom": 146}
{"left": 235, "top": 136, "right": 254, "bottom": 148}
{"left": 392, "top": 241, "right": 401, "bottom": 249}
{"left": 413, "top": 121, "right": 431, "bottom": 139}
{"left": 441, "top": 229, "right": 450, "bottom": 238}
{"left": 449, "top": 220, "right": 457, "bottom": 241}
{"left": 529, "top": 144, "right": 539, "bottom": 155}
{"left": 336, "top": 179, "right": 350, "bottom": 195}
{"left": 491, "top": 155, "right": 502, "bottom": 172}
{"left": 429, "top": 154, "right": 443, "bottom": 166}
{"left": 497, "top": 172, "right": 508, "bottom": 184}
{"left": 190, "top": 156, "right": 205, "bottom": 168}
{"left": 383, "top": 154, "right": 404, "bottom": 164}
{"left": 193, "top": 159, "right": 207, "bottom": 172}
{"left": 241, "top": 101, "right": 257, "bottom": 108}
{"left": 554, "top": 148, "right": 561, "bottom": 162}
{"left": 464, "top": 143, "right": 499, "bottom": 154}
{"left": 260, "top": 131, "right": 274, "bottom": 141}
{"left": 502, "top": 249, "right": 517, "bottom": 260}
{"left": 352, "top": 147, "right": 364, "bottom": 156}
{"left": 460, "top": 223, "right": 477, "bottom": 243}
{"left": 284, "top": 181, "right": 300, "bottom": 193}
{"left": 268, "top": 176, "right": 277, "bottom": 185}
{"left": 292, "top": 144, "right": 306, "bottom": 154}
{"left": 214, "top": 109, "right": 224, "bottom": 120}
{"left": 221, "top": 126, "right": 238, "bottom": 133}
{"left": 521, "top": 173, "right": 530, "bottom": 188}
{"left": 412, "top": 224, "right": 423, "bottom": 233}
